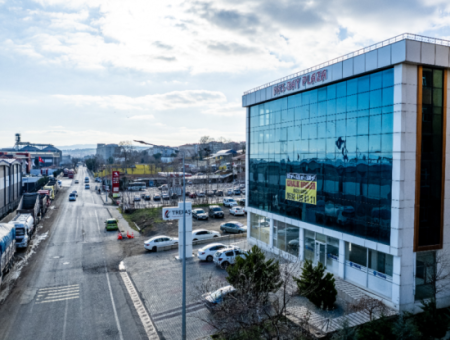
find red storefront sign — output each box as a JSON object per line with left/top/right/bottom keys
{"left": 112, "top": 171, "right": 120, "bottom": 193}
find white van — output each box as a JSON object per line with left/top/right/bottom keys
{"left": 12, "top": 213, "right": 35, "bottom": 248}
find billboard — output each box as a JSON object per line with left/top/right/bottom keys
{"left": 285, "top": 173, "right": 317, "bottom": 205}
{"left": 112, "top": 171, "right": 120, "bottom": 195}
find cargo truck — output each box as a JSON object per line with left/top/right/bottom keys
{"left": 68, "top": 169, "right": 74, "bottom": 179}
{"left": 43, "top": 185, "right": 55, "bottom": 200}
{"left": 0, "top": 223, "right": 16, "bottom": 285}
{"left": 63, "top": 168, "right": 69, "bottom": 177}
{"left": 37, "top": 190, "right": 51, "bottom": 216}
{"left": 11, "top": 213, "right": 34, "bottom": 248}
{"left": 17, "top": 193, "right": 41, "bottom": 223}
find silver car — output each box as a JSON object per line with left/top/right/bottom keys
{"left": 220, "top": 221, "right": 247, "bottom": 234}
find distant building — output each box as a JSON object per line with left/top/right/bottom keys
{"left": 0, "top": 134, "right": 62, "bottom": 167}
{"left": 148, "top": 145, "right": 178, "bottom": 157}
{"left": 96, "top": 143, "right": 119, "bottom": 161}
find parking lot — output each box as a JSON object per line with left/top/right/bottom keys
{"left": 123, "top": 239, "right": 249, "bottom": 340}
{"left": 119, "top": 182, "right": 246, "bottom": 208}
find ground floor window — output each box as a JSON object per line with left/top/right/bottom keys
{"left": 273, "top": 220, "right": 299, "bottom": 256}
{"left": 250, "top": 212, "right": 270, "bottom": 245}
{"left": 345, "top": 242, "right": 393, "bottom": 297}
{"left": 415, "top": 251, "right": 436, "bottom": 300}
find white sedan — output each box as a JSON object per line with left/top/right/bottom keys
{"left": 197, "top": 243, "right": 233, "bottom": 262}
{"left": 144, "top": 235, "right": 178, "bottom": 251}
{"left": 229, "top": 206, "right": 245, "bottom": 216}
{"left": 192, "top": 229, "right": 221, "bottom": 241}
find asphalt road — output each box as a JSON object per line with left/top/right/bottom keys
{"left": 0, "top": 166, "right": 147, "bottom": 340}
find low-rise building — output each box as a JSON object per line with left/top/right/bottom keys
{"left": 0, "top": 159, "right": 22, "bottom": 219}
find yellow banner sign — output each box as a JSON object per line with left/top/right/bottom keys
{"left": 285, "top": 173, "right": 317, "bottom": 205}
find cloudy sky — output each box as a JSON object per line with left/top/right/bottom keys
{"left": 1, "top": 0, "right": 450, "bottom": 148}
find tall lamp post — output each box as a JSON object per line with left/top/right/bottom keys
{"left": 134, "top": 140, "right": 187, "bottom": 340}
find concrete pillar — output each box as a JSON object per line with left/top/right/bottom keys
{"left": 299, "top": 227, "right": 304, "bottom": 261}
{"left": 339, "top": 239, "right": 345, "bottom": 279}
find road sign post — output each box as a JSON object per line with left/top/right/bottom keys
{"left": 162, "top": 203, "right": 192, "bottom": 259}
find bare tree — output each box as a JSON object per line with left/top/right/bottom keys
{"left": 192, "top": 250, "right": 314, "bottom": 340}
{"left": 117, "top": 141, "right": 137, "bottom": 169}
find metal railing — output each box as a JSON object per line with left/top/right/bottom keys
{"left": 243, "top": 33, "right": 450, "bottom": 95}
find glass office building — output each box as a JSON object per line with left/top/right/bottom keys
{"left": 242, "top": 34, "right": 450, "bottom": 312}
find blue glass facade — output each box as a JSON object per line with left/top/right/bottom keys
{"left": 249, "top": 69, "right": 394, "bottom": 244}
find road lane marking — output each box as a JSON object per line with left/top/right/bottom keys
{"left": 120, "top": 271, "right": 159, "bottom": 340}
{"left": 94, "top": 209, "right": 124, "bottom": 340}
{"left": 36, "top": 284, "right": 80, "bottom": 304}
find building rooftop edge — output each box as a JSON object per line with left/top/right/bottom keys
{"left": 243, "top": 33, "right": 450, "bottom": 96}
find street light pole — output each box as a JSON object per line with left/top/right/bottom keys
{"left": 181, "top": 151, "right": 186, "bottom": 340}
{"left": 135, "top": 140, "right": 187, "bottom": 340}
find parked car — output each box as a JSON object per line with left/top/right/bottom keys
{"left": 187, "top": 181, "right": 193, "bottom": 185}
{"left": 189, "top": 192, "right": 197, "bottom": 199}
{"left": 229, "top": 206, "right": 245, "bottom": 216}
{"left": 192, "top": 229, "right": 220, "bottom": 241}
{"left": 233, "top": 189, "right": 241, "bottom": 195}
{"left": 75, "top": 180, "right": 79, "bottom": 184}
{"left": 220, "top": 221, "right": 247, "bottom": 234}
{"left": 202, "top": 285, "right": 237, "bottom": 311}
{"left": 239, "top": 198, "right": 246, "bottom": 206}
{"left": 239, "top": 184, "right": 245, "bottom": 188}
{"left": 197, "top": 191, "right": 206, "bottom": 198}
{"left": 185, "top": 191, "right": 191, "bottom": 196}
{"left": 105, "top": 218, "right": 119, "bottom": 231}
{"left": 171, "top": 193, "right": 178, "bottom": 199}
{"left": 226, "top": 189, "right": 234, "bottom": 196}
{"left": 216, "top": 190, "right": 224, "bottom": 197}
{"left": 223, "top": 197, "right": 238, "bottom": 207}
{"left": 208, "top": 205, "right": 224, "bottom": 218}
{"left": 206, "top": 191, "right": 214, "bottom": 197}
{"left": 85, "top": 184, "right": 90, "bottom": 189}
{"left": 144, "top": 195, "right": 151, "bottom": 201}
{"left": 144, "top": 236, "right": 178, "bottom": 251}
{"left": 197, "top": 243, "right": 233, "bottom": 262}
{"left": 158, "top": 185, "right": 168, "bottom": 191}
{"left": 193, "top": 209, "right": 208, "bottom": 220}
{"left": 141, "top": 193, "right": 146, "bottom": 198}
{"left": 153, "top": 194, "right": 161, "bottom": 201}
{"left": 69, "top": 193, "right": 76, "bottom": 201}
{"left": 162, "top": 193, "right": 170, "bottom": 200}
{"left": 134, "top": 195, "right": 141, "bottom": 202}
{"left": 214, "top": 247, "right": 248, "bottom": 269}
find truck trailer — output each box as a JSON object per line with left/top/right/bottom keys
{"left": 0, "top": 223, "right": 16, "bottom": 285}
{"left": 17, "top": 193, "right": 41, "bottom": 223}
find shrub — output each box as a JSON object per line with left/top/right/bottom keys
{"left": 226, "top": 245, "right": 282, "bottom": 297}
{"left": 415, "top": 299, "right": 450, "bottom": 339}
{"left": 293, "top": 260, "right": 337, "bottom": 309}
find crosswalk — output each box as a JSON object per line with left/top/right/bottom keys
{"left": 36, "top": 284, "right": 80, "bottom": 304}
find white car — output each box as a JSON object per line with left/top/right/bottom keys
{"left": 192, "top": 229, "right": 220, "bottom": 241}
{"left": 223, "top": 197, "right": 238, "bottom": 207}
{"left": 214, "top": 247, "right": 248, "bottom": 269}
{"left": 197, "top": 243, "right": 235, "bottom": 262}
{"left": 229, "top": 206, "right": 245, "bottom": 216}
{"left": 226, "top": 189, "right": 234, "bottom": 196}
{"left": 134, "top": 195, "right": 141, "bottom": 201}
{"left": 144, "top": 235, "right": 178, "bottom": 251}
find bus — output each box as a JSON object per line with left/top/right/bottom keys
{"left": 127, "top": 182, "right": 146, "bottom": 191}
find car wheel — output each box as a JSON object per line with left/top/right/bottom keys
{"left": 152, "top": 246, "right": 157, "bottom": 252}
{"left": 206, "top": 255, "right": 213, "bottom": 262}
{"left": 213, "top": 235, "right": 218, "bottom": 238}
{"left": 222, "top": 262, "right": 230, "bottom": 269}
{"left": 193, "top": 238, "right": 198, "bottom": 241}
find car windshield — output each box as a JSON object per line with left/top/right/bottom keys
{"left": 16, "top": 229, "right": 25, "bottom": 236}
{"left": 107, "top": 220, "right": 116, "bottom": 224}
{"left": 212, "top": 208, "right": 221, "bottom": 212}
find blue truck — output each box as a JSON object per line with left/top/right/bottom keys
{"left": 0, "top": 223, "right": 16, "bottom": 285}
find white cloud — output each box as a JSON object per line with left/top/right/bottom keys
{"left": 129, "top": 114, "right": 154, "bottom": 120}
{"left": 202, "top": 102, "right": 244, "bottom": 117}
{"left": 54, "top": 90, "right": 227, "bottom": 111}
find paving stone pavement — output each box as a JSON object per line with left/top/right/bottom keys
{"left": 124, "top": 241, "right": 246, "bottom": 340}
